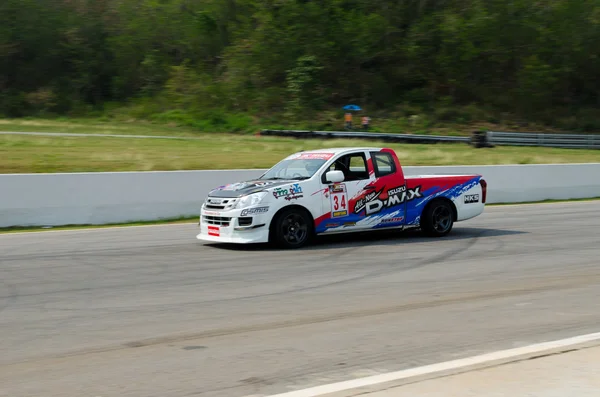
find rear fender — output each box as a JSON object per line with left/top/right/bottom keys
{"left": 404, "top": 175, "right": 482, "bottom": 225}
{"left": 454, "top": 178, "right": 485, "bottom": 221}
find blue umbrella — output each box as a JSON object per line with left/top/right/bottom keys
{"left": 343, "top": 104, "right": 361, "bottom": 111}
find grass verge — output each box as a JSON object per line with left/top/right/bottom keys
{"left": 0, "top": 216, "right": 199, "bottom": 234}
{"left": 0, "top": 117, "right": 208, "bottom": 137}
{"left": 1, "top": 118, "right": 599, "bottom": 173}
{"left": 2, "top": 197, "right": 599, "bottom": 235}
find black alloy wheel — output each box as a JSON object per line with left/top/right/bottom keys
{"left": 271, "top": 208, "right": 312, "bottom": 249}
{"left": 421, "top": 199, "right": 454, "bottom": 237}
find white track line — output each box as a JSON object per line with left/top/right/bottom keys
{"left": 487, "top": 199, "right": 600, "bottom": 208}
{"left": 264, "top": 332, "right": 600, "bottom": 397}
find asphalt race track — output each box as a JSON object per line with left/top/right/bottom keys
{"left": 1, "top": 202, "right": 599, "bottom": 397}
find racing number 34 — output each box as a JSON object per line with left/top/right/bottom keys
{"left": 330, "top": 183, "right": 348, "bottom": 217}
{"left": 333, "top": 195, "right": 346, "bottom": 210}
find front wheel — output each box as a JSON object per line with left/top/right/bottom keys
{"left": 270, "top": 208, "right": 313, "bottom": 249}
{"left": 420, "top": 200, "right": 454, "bottom": 237}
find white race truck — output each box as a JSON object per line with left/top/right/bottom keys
{"left": 197, "top": 147, "right": 487, "bottom": 248}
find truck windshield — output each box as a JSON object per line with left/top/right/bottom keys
{"left": 259, "top": 158, "right": 327, "bottom": 180}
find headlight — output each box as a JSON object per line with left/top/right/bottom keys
{"left": 235, "top": 192, "right": 268, "bottom": 209}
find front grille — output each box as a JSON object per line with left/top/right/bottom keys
{"left": 203, "top": 216, "right": 231, "bottom": 226}
{"left": 238, "top": 217, "right": 252, "bottom": 227}
{"left": 205, "top": 197, "right": 238, "bottom": 210}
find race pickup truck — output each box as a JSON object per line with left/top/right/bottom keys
{"left": 197, "top": 147, "right": 487, "bottom": 248}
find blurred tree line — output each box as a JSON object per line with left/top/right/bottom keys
{"left": 2, "top": 0, "right": 600, "bottom": 129}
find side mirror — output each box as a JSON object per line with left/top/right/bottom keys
{"left": 325, "top": 170, "right": 344, "bottom": 183}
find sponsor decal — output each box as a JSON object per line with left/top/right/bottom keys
{"left": 208, "top": 226, "right": 220, "bottom": 236}
{"left": 354, "top": 188, "right": 384, "bottom": 214}
{"left": 380, "top": 216, "right": 404, "bottom": 224}
{"left": 330, "top": 183, "right": 348, "bottom": 218}
{"left": 240, "top": 206, "right": 269, "bottom": 216}
{"left": 325, "top": 222, "right": 340, "bottom": 228}
{"left": 330, "top": 183, "right": 345, "bottom": 193}
{"left": 203, "top": 210, "right": 221, "bottom": 216}
{"left": 285, "top": 194, "right": 303, "bottom": 201}
{"left": 464, "top": 194, "right": 479, "bottom": 204}
{"left": 221, "top": 181, "right": 271, "bottom": 191}
{"left": 354, "top": 185, "right": 423, "bottom": 216}
{"left": 294, "top": 152, "right": 334, "bottom": 160}
{"left": 343, "top": 222, "right": 356, "bottom": 227}
{"left": 273, "top": 183, "right": 304, "bottom": 201}
{"left": 222, "top": 182, "right": 247, "bottom": 191}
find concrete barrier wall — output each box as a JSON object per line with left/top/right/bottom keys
{"left": 2, "top": 163, "right": 600, "bottom": 227}
{"left": 0, "top": 170, "right": 265, "bottom": 227}
{"left": 401, "top": 163, "right": 600, "bottom": 204}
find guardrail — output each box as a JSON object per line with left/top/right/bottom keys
{"left": 259, "top": 129, "right": 469, "bottom": 144}
{"left": 3, "top": 128, "right": 599, "bottom": 149}
{"left": 260, "top": 129, "right": 600, "bottom": 149}
{"left": 486, "top": 131, "right": 600, "bottom": 149}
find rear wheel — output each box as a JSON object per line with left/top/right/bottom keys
{"left": 421, "top": 200, "right": 454, "bottom": 237}
{"left": 270, "top": 207, "right": 313, "bottom": 249}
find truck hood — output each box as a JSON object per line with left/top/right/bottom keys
{"left": 208, "top": 179, "right": 300, "bottom": 198}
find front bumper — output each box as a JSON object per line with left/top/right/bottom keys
{"left": 196, "top": 206, "right": 271, "bottom": 244}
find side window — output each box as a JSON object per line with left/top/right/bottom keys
{"left": 349, "top": 155, "right": 366, "bottom": 173}
{"left": 370, "top": 152, "right": 396, "bottom": 177}
{"left": 338, "top": 153, "right": 369, "bottom": 181}
{"left": 322, "top": 153, "right": 369, "bottom": 182}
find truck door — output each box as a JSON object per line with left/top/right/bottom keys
{"left": 359, "top": 149, "right": 408, "bottom": 229}
{"left": 317, "top": 150, "right": 376, "bottom": 233}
